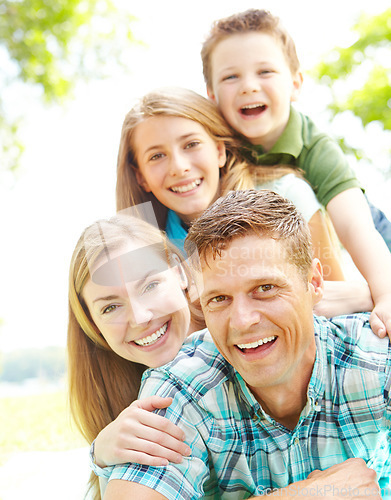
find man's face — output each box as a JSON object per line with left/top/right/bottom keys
{"left": 200, "top": 235, "right": 321, "bottom": 401}
{"left": 208, "top": 32, "right": 302, "bottom": 151}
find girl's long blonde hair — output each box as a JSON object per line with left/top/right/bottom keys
{"left": 116, "top": 87, "right": 253, "bottom": 228}
{"left": 67, "top": 213, "right": 198, "bottom": 499}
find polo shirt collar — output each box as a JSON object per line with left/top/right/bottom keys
{"left": 240, "top": 106, "right": 303, "bottom": 165}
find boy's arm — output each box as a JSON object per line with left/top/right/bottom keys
{"left": 327, "top": 188, "right": 391, "bottom": 337}
{"left": 104, "top": 480, "right": 167, "bottom": 499}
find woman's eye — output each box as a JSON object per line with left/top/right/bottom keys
{"left": 102, "top": 304, "right": 118, "bottom": 314}
{"left": 143, "top": 281, "right": 160, "bottom": 294}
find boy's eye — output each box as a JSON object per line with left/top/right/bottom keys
{"left": 210, "top": 295, "right": 227, "bottom": 304}
{"left": 222, "top": 74, "right": 237, "bottom": 81}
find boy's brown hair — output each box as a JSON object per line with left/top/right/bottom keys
{"left": 201, "top": 9, "right": 300, "bottom": 89}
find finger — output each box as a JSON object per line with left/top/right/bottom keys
{"left": 134, "top": 396, "right": 173, "bottom": 412}
{"left": 118, "top": 433, "right": 191, "bottom": 464}
{"left": 136, "top": 409, "right": 187, "bottom": 441}
{"left": 369, "top": 313, "right": 387, "bottom": 339}
{"left": 132, "top": 424, "right": 191, "bottom": 457}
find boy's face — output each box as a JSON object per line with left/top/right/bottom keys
{"left": 207, "top": 32, "right": 302, "bottom": 151}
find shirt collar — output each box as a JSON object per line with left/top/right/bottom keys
{"left": 240, "top": 106, "right": 303, "bottom": 165}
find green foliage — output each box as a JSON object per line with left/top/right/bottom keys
{"left": 311, "top": 8, "right": 391, "bottom": 162}
{"left": 0, "top": 0, "right": 137, "bottom": 170}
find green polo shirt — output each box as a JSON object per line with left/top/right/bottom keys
{"left": 240, "top": 106, "right": 361, "bottom": 207}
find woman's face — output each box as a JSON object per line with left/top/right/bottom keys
{"left": 133, "top": 116, "right": 226, "bottom": 225}
{"left": 82, "top": 240, "right": 191, "bottom": 368}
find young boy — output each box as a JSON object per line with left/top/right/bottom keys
{"left": 201, "top": 9, "right": 391, "bottom": 338}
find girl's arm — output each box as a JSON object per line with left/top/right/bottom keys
{"left": 327, "top": 188, "right": 391, "bottom": 338}
{"left": 308, "top": 210, "right": 345, "bottom": 281}
{"left": 93, "top": 396, "right": 191, "bottom": 468}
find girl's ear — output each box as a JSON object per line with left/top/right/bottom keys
{"left": 217, "top": 141, "right": 227, "bottom": 168}
{"left": 171, "top": 254, "right": 188, "bottom": 290}
{"left": 135, "top": 170, "right": 152, "bottom": 193}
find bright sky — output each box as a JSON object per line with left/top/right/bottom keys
{"left": 1, "top": 0, "right": 390, "bottom": 352}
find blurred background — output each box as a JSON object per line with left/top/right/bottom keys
{"left": 0, "top": 0, "right": 390, "bottom": 498}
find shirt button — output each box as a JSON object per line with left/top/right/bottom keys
{"left": 294, "top": 438, "right": 300, "bottom": 445}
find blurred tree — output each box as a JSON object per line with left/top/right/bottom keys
{"left": 311, "top": 8, "right": 391, "bottom": 166}
{"left": 0, "top": 0, "right": 137, "bottom": 172}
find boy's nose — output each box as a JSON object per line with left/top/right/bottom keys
{"left": 240, "top": 75, "right": 261, "bottom": 94}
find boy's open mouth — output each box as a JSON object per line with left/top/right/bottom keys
{"left": 240, "top": 104, "right": 267, "bottom": 117}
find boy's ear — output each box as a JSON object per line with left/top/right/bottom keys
{"left": 290, "top": 71, "right": 303, "bottom": 102}
{"left": 135, "top": 170, "right": 151, "bottom": 193}
{"left": 217, "top": 141, "right": 226, "bottom": 168}
{"left": 207, "top": 87, "right": 216, "bottom": 102}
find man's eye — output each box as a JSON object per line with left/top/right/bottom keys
{"left": 210, "top": 295, "right": 226, "bottom": 303}
{"left": 257, "top": 284, "right": 274, "bottom": 293}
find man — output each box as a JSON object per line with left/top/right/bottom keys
{"left": 103, "top": 190, "right": 389, "bottom": 499}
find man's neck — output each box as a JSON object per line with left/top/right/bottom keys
{"left": 251, "top": 349, "right": 315, "bottom": 431}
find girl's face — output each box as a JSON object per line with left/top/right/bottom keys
{"left": 82, "top": 240, "right": 190, "bottom": 368}
{"left": 133, "top": 116, "right": 226, "bottom": 225}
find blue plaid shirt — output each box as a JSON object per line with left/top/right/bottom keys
{"left": 104, "top": 313, "right": 391, "bottom": 499}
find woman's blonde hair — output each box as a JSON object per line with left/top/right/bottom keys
{"left": 67, "top": 213, "right": 198, "bottom": 499}
{"left": 116, "top": 87, "right": 253, "bottom": 228}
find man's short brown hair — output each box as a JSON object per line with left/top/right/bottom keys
{"left": 185, "top": 189, "right": 313, "bottom": 278}
{"left": 201, "top": 9, "right": 300, "bottom": 90}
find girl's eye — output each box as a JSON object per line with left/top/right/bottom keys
{"left": 185, "top": 140, "right": 200, "bottom": 150}
{"left": 102, "top": 304, "right": 118, "bottom": 314}
{"left": 149, "top": 152, "right": 165, "bottom": 161}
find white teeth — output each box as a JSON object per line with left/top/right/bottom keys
{"left": 242, "top": 103, "right": 265, "bottom": 110}
{"left": 171, "top": 179, "right": 201, "bottom": 193}
{"left": 237, "top": 336, "right": 276, "bottom": 350}
{"left": 134, "top": 322, "right": 168, "bottom": 346}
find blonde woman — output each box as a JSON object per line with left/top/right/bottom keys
{"left": 68, "top": 213, "right": 202, "bottom": 499}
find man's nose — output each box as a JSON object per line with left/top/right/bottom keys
{"left": 228, "top": 295, "right": 261, "bottom": 332}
